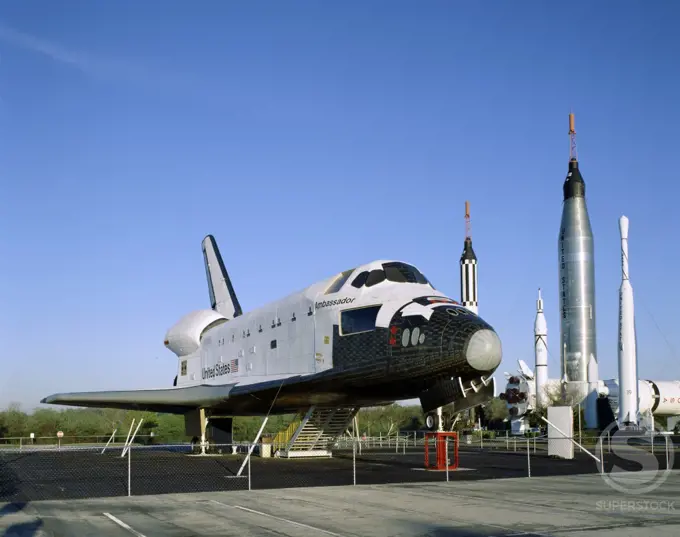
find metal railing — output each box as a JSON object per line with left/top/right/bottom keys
{"left": 0, "top": 434, "right": 160, "bottom": 449}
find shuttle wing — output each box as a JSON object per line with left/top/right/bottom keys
{"left": 41, "top": 384, "right": 236, "bottom": 414}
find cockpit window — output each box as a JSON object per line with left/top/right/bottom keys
{"left": 383, "top": 262, "right": 430, "bottom": 285}
{"left": 325, "top": 269, "right": 355, "bottom": 294}
{"left": 365, "top": 269, "right": 386, "bottom": 287}
{"left": 351, "top": 263, "right": 432, "bottom": 289}
{"left": 351, "top": 271, "right": 369, "bottom": 288}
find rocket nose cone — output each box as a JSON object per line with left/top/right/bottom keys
{"left": 461, "top": 237, "right": 477, "bottom": 261}
{"left": 563, "top": 160, "right": 586, "bottom": 200}
{"left": 619, "top": 216, "right": 629, "bottom": 238}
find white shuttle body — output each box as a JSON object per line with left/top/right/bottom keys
{"left": 43, "top": 235, "right": 503, "bottom": 440}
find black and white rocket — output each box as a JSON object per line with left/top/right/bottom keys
{"left": 617, "top": 215, "right": 639, "bottom": 426}
{"left": 460, "top": 201, "right": 479, "bottom": 315}
{"left": 558, "top": 113, "right": 599, "bottom": 428}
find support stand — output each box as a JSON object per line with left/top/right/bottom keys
{"left": 424, "top": 432, "right": 459, "bottom": 470}
{"left": 237, "top": 416, "right": 269, "bottom": 477}
{"left": 199, "top": 409, "right": 207, "bottom": 455}
{"left": 121, "top": 419, "right": 143, "bottom": 458}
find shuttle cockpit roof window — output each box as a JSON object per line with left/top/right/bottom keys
{"left": 351, "top": 262, "right": 432, "bottom": 289}
{"left": 325, "top": 269, "right": 355, "bottom": 294}
{"left": 383, "top": 262, "right": 430, "bottom": 285}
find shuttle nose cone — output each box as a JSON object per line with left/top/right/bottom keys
{"left": 465, "top": 329, "right": 502, "bottom": 371}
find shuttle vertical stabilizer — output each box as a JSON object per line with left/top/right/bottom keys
{"left": 618, "top": 215, "right": 639, "bottom": 425}
{"left": 201, "top": 235, "right": 243, "bottom": 319}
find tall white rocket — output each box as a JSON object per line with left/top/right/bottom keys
{"left": 534, "top": 288, "right": 549, "bottom": 408}
{"left": 618, "top": 215, "right": 639, "bottom": 425}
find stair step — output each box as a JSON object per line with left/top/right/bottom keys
{"left": 277, "top": 406, "right": 360, "bottom": 457}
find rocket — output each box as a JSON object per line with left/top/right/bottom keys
{"left": 460, "top": 201, "right": 478, "bottom": 315}
{"left": 558, "top": 112, "right": 599, "bottom": 428}
{"left": 534, "top": 288, "right": 549, "bottom": 408}
{"left": 617, "top": 215, "right": 639, "bottom": 426}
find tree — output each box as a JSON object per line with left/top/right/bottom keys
{"left": 528, "top": 382, "right": 589, "bottom": 428}
{"left": 484, "top": 398, "right": 509, "bottom": 421}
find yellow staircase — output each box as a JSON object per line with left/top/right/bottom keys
{"left": 277, "top": 405, "right": 360, "bottom": 458}
{"left": 272, "top": 416, "right": 302, "bottom": 452}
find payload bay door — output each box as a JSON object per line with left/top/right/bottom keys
{"left": 314, "top": 309, "right": 333, "bottom": 373}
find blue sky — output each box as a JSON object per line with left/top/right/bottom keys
{"left": 1, "top": 1, "right": 679, "bottom": 410}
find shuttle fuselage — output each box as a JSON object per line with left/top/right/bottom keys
{"left": 43, "top": 238, "right": 503, "bottom": 419}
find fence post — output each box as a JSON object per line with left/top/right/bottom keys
{"left": 527, "top": 438, "right": 531, "bottom": 478}
{"left": 514, "top": 438, "right": 516, "bottom": 452}
{"left": 353, "top": 440, "right": 357, "bottom": 486}
{"left": 607, "top": 431, "right": 611, "bottom": 453}
{"left": 248, "top": 447, "right": 252, "bottom": 491}
{"left": 480, "top": 433, "right": 483, "bottom": 450}
{"left": 506, "top": 431, "right": 509, "bottom": 450}
{"left": 445, "top": 437, "right": 449, "bottom": 483}
{"left": 127, "top": 445, "right": 131, "bottom": 497}
{"left": 533, "top": 435, "right": 536, "bottom": 453}
{"left": 599, "top": 438, "right": 604, "bottom": 475}
{"left": 665, "top": 435, "right": 670, "bottom": 470}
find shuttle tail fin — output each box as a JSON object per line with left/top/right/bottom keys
{"left": 201, "top": 235, "right": 243, "bottom": 319}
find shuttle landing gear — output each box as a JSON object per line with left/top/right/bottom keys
{"left": 190, "top": 436, "right": 203, "bottom": 454}
{"left": 426, "top": 408, "right": 456, "bottom": 432}
{"left": 425, "top": 412, "right": 438, "bottom": 431}
{"left": 185, "top": 409, "right": 209, "bottom": 455}
{"left": 426, "top": 407, "right": 448, "bottom": 432}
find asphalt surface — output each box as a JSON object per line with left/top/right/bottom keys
{"left": 1, "top": 472, "right": 679, "bottom": 536}
{"left": 1, "top": 444, "right": 678, "bottom": 502}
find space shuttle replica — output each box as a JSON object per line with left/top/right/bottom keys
{"left": 501, "top": 114, "right": 680, "bottom": 433}
{"left": 43, "top": 236, "right": 502, "bottom": 455}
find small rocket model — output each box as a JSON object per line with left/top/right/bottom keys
{"left": 534, "top": 289, "right": 549, "bottom": 408}
{"left": 617, "top": 215, "right": 639, "bottom": 426}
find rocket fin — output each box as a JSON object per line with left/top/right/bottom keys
{"left": 518, "top": 359, "right": 534, "bottom": 379}
{"left": 201, "top": 235, "right": 243, "bottom": 319}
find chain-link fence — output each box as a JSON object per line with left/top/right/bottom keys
{"left": 0, "top": 443, "right": 250, "bottom": 502}
{"left": 2, "top": 433, "right": 678, "bottom": 502}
